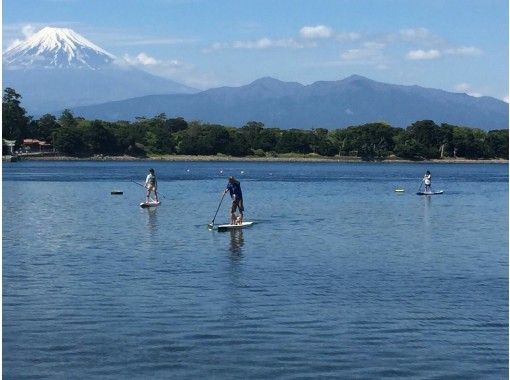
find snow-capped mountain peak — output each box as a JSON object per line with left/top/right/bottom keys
{"left": 4, "top": 26, "right": 116, "bottom": 69}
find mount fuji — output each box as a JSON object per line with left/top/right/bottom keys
{"left": 3, "top": 27, "right": 116, "bottom": 69}
{"left": 2, "top": 27, "right": 198, "bottom": 114}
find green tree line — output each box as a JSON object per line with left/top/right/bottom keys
{"left": 3, "top": 87, "right": 508, "bottom": 159}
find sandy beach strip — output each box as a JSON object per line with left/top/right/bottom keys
{"left": 7, "top": 153, "right": 508, "bottom": 164}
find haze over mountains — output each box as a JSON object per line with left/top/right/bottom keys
{"left": 3, "top": 26, "right": 508, "bottom": 130}
{"left": 72, "top": 75, "right": 508, "bottom": 130}
{"left": 2, "top": 27, "right": 198, "bottom": 114}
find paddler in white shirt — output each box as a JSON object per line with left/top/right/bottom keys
{"left": 145, "top": 168, "right": 159, "bottom": 203}
{"left": 423, "top": 170, "right": 432, "bottom": 192}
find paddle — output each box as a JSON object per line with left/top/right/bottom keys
{"left": 417, "top": 178, "right": 424, "bottom": 193}
{"left": 131, "top": 180, "right": 166, "bottom": 199}
{"left": 208, "top": 192, "right": 226, "bottom": 229}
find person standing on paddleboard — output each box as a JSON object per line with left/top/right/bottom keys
{"left": 224, "top": 176, "right": 243, "bottom": 225}
{"left": 145, "top": 168, "right": 159, "bottom": 203}
{"left": 423, "top": 170, "right": 432, "bottom": 192}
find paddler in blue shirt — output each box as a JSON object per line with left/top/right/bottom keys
{"left": 224, "top": 176, "right": 243, "bottom": 225}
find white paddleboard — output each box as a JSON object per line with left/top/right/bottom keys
{"left": 417, "top": 190, "right": 443, "bottom": 195}
{"left": 213, "top": 222, "right": 254, "bottom": 231}
{"left": 140, "top": 201, "right": 161, "bottom": 208}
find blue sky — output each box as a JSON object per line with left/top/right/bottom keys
{"left": 2, "top": 0, "right": 509, "bottom": 100}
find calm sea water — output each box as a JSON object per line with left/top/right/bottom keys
{"left": 3, "top": 161, "right": 508, "bottom": 379}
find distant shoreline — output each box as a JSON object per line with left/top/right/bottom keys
{"left": 4, "top": 154, "right": 508, "bottom": 164}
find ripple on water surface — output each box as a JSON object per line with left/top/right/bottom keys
{"left": 3, "top": 161, "right": 508, "bottom": 378}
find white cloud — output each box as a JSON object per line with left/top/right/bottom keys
{"left": 398, "top": 27, "right": 482, "bottom": 61}
{"left": 136, "top": 53, "right": 160, "bottom": 65}
{"left": 235, "top": 37, "right": 304, "bottom": 49}
{"left": 206, "top": 37, "right": 304, "bottom": 51}
{"left": 122, "top": 52, "right": 162, "bottom": 66}
{"left": 336, "top": 32, "right": 362, "bottom": 42}
{"left": 454, "top": 83, "right": 482, "bottom": 97}
{"left": 203, "top": 42, "right": 229, "bottom": 53}
{"left": 396, "top": 27, "right": 447, "bottom": 47}
{"left": 454, "top": 83, "right": 471, "bottom": 92}
{"left": 233, "top": 38, "right": 272, "bottom": 49}
{"left": 444, "top": 46, "right": 482, "bottom": 56}
{"left": 399, "top": 27, "right": 431, "bottom": 41}
{"left": 300, "top": 25, "right": 361, "bottom": 42}
{"left": 341, "top": 42, "right": 385, "bottom": 62}
{"left": 118, "top": 52, "right": 217, "bottom": 89}
{"left": 69, "top": 25, "right": 196, "bottom": 48}
{"left": 341, "top": 48, "right": 371, "bottom": 61}
{"left": 21, "top": 25, "right": 35, "bottom": 38}
{"left": 406, "top": 45, "right": 482, "bottom": 60}
{"left": 300, "top": 25, "right": 333, "bottom": 39}
{"left": 114, "top": 37, "right": 193, "bottom": 46}
{"left": 4, "top": 23, "right": 37, "bottom": 51}
{"left": 406, "top": 49, "right": 441, "bottom": 60}
{"left": 203, "top": 26, "right": 362, "bottom": 55}
{"left": 120, "top": 53, "right": 184, "bottom": 70}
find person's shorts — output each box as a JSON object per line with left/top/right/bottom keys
{"left": 231, "top": 198, "right": 244, "bottom": 213}
{"left": 147, "top": 184, "right": 157, "bottom": 192}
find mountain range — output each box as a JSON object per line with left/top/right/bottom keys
{"left": 2, "top": 27, "right": 198, "bottom": 114}
{"left": 3, "top": 26, "right": 508, "bottom": 130}
{"left": 72, "top": 75, "right": 508, "bottom": 130}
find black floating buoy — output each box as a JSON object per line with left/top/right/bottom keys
{"left": 111, "top": 190, "right": 123, "bottom": 195}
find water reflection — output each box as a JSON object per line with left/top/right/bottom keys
{"left": 423, "top": 195, "right": 432, "bottom": 229}
{"left": 145, "top": 207, "right": 158, "bottom": 231}
{"left": 224, "top": 229, "right": 245, "bottom": 321}
{"left": 229, "top": 229, "right": 244, "bottom": 256}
